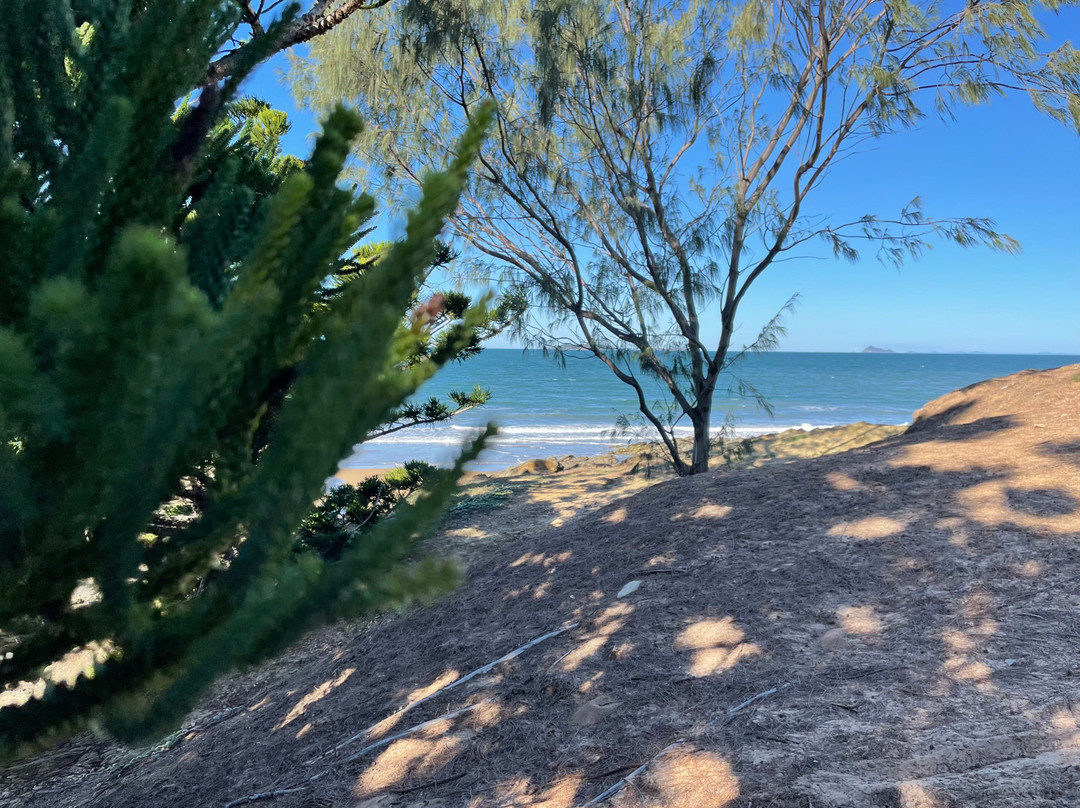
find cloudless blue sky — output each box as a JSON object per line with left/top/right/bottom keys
{"left": 245, "top": 13, "right": 1079, "bottom": 355}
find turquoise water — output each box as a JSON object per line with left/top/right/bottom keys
{"left": 341, "top": 351, "right": 1080, "bottom": 472}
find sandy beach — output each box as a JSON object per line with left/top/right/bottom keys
{"left": 4, "top": 364, "right": 1080, "bottom": 808}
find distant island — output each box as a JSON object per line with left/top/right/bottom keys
{"left": 862, "top": 345, "right": 896, "bottom": 354}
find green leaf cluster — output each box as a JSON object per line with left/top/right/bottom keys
{"left": 296, "top": 461, "right": 444, "bottom": 560}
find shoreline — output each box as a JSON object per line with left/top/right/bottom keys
{"left": 329, "top": 420, "right": 908, "bottom": 488}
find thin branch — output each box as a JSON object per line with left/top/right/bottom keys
{"left": 208, "top": 0, "right": 392, "bottom": 83}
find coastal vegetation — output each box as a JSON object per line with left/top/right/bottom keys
{"left": 0, "top": 0, "right": 496, "bottom": 756}
{"left": 0, "top": 1, "right": 1077, "bottom": 802}
{"left": 291, "top": 0, "right": 1078, "bottom": 475}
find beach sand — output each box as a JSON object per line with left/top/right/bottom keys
{"left": 5, "top": 364, "right": 1080, "bottom": 808}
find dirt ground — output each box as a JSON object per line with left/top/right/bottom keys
{"left": 2, "top": 364, "right": 1079, "bottom": 808}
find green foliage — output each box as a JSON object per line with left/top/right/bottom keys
{"left": 296, "top": 461, "right": 443, "bottom": 560}
{"left": 717, "top": 437, "right": 756, "bottom": 467}
{"left": 292, "top": 0, "right": 1079, "bottom": 475}
{"left": 449, "top": 486, "right": 516, "bottom": 516}
{"left": 0, "top": 0, "right": 496, "bottom": 758}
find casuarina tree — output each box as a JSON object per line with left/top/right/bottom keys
{"left": 292, "top": 0, "right": 1080, "bottom": 475}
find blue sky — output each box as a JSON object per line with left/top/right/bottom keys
{"left": 246, "top": 18, "right": 1079, "bottom": 355}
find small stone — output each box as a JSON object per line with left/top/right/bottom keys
{"left": 1005, "top": 658, "right": 1017, "bottom": 666}
{"left": 572, "top": 696, "right": 619, "bottom": 726}
{"left": 617, "top": 580, "right": 641, "bottom": 598}
{"left": 820, "top": 628, "right": 852, "bottom": 651}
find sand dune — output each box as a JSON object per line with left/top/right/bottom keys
{"left": 3, "top": 364, "right": 1079, "bottom": 808}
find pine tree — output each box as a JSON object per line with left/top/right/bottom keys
{"left": 0, "top": 0, "right": 493, "bottom": 758}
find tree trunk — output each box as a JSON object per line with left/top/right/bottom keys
{"left": 689, "top": 415, "right": 710, "bottom": 475}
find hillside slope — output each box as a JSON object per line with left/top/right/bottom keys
{"left": 3, "top": 364, "right": 1079, "bottom": 808}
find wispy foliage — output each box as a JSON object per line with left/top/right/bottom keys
{"left": 292, "top": 0, "right": 1079, "bottom": 473}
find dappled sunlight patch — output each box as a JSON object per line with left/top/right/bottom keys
{"left": 579, "top": 672, "right": 605, "bottom": 693}
{"left": 0, "top": 680, "right": 42, "bottom": 709}
{"left": 961, "top": 591, "right": 993, "bottom": 620}
{"left": 512, "top": 552, "right": 545, "bottom": 568}
{"left": 676, "top": 618, "right": 761, "bottom": 678}
{"left": 612, "top": 641, "right": 635, "bottom": 660}
{"left": 942, "top": 628, "right": 976, "bottom": 653}
{"left": 69, "top": 577, "right": 102, "bottom": 609}
{"left": 295, "top": 722, "right": 312, "bottom": 739}
{"left": 362, "top": 669, "right": 464, "bottom": 742}
{"left": 1016, "top": 559, "right": 1045, "bottom": 577}
{"left": 1049, "top": 707, "right": 1080, "bottom": 748}
{"left": 275, "top": 667, "right": 355, "bottom": 730}
{"left": 45, "top": 640, "right": 114, "bottom": 688}
{"left": 353, "top": 726, "right": 467, "bottom": 797}
{"left": 826, "top": 471, "right": 863, "bottom": 491}
{"left": 940, "top": 598, "right": 999, "bottom": 693}
{"left": 828, "top": 515, "right": 906, "bottom": 540}
{"left": 484, "top": 776, "right": 530, "bottom": 805}
{"left": 895, "top": 781, "right": 949, "bottom": 808}
{"left": 406, "top": 669, "right": 460, "bottom": 704}
{"left": 683, "top": 644, "right": 761, "bottom": 677}
{"left": 611, "top": 748, "right": 739, "bottom": 808}
{"left": 559, "top": 637, "right": 609, "bottom": 674}
{"left": 604, "top": 507, "right": 628, "bottom": 524}
{"left": 510, "top": 551, "right": 572, "bottom": 569}
{"left": 478, "top": 774, "right": 583, "bottom": 808}
{"left": 836, "top": 605, "right": 883, "bottom": 636}
{"left": 0, "top": 640, "right": 115, "bottom": 709}
{"left": 935, "top": 516, "right": 971, "bottom": 547}
{"left": 676, "top": 618, "right": 744, "bottom": 650}
{"left": 1051, "top": 708, "right": 1078, "bottom": 730}
{"left": 558, "top": 604, "right": 633, "bottom": 672}
{"left": 957, "top": 482, "right": 1080, "bottom": 534}
{"left": 691, "top": 503, "right": 732, "bottom": 520}
{"left": 944, "top": 658, "right": 993, "bottom": 686}
{"left": 506, "top": 576, "right": 561, "bottom": 602}
{"left": 465, "top": 699, "right": 504, "bottom": 729}
{"left": 529, "top": 774, "right": 583, "bottom": 808}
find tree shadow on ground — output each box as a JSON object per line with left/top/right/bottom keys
{"left": 4, "top": 366, "right": 1080, "bottom": 808}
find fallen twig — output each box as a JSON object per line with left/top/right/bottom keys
{"left": 223, "top": 786, "right": 309, "bottom": 808}
{"left": 547, "top": 648, "right": 575, "bottom": 671}
{"left": 343, "top": 702, "right": 486, "bottom": 763}
{"left": 224, "top": 701, "right": 489, "bottom": 805}
{"left": 581, "top": 740, "right": 686, "bottom": 806}
{"left": 309, "top": 622, "right": 577, "bottom": 763}
{"left": 117, "top": 706, "right": 245, "bottom": 775}
{"left": 831, "top": 666, "right": 900, "bottom": 681}
{"left": 387, "top": 770, "right": 469, "bottom": 794}
{"left": 635, "top": 567, "right": 688, "bottom": 576}
{"left": 229, "top": 623, "right": 577, "bottom": 807}
{"left": 590, "top": 763, "right": 640, "bottom": 780}
{"left": 713, "top": 682, "right": 792, "bottom": 725}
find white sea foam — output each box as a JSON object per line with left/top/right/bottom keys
{"left": 339, "top": 420, "right": 837, "bottom": 470}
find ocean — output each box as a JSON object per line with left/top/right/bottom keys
{"left": 340, "top": 350, "right": 1080, "bottom": 472}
